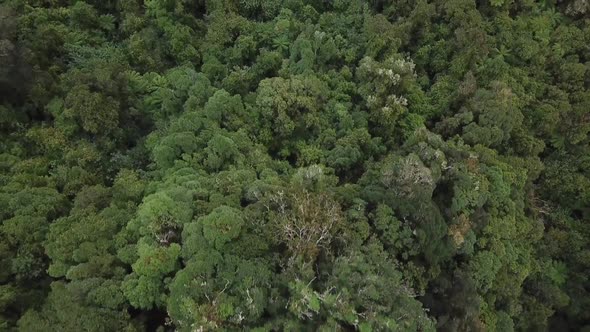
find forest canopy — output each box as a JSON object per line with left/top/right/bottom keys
{"left": 1, "top": 0, "right": 590, "bottom": 331}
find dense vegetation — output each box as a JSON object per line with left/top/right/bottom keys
{"left": 1, "top": 0, "right": 589, "bottom": 330}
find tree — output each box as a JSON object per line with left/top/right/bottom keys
{"left": 2, "top": 0, "right": 590, "bottom": 330}
{"left": 18, "top": 281, "right": 138, "bottom": 332}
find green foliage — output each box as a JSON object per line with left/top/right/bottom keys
{"left": 131, "top": 191, "right": 193, "bottom": 238}
{"left": 201, "top": 206, "right": 244, "bottom": 250}
{"left": 1, "top": 0, "right": 588, "bottom": 330}
{"left": 18, "top": 281, "right": 137, "bottom": 332}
